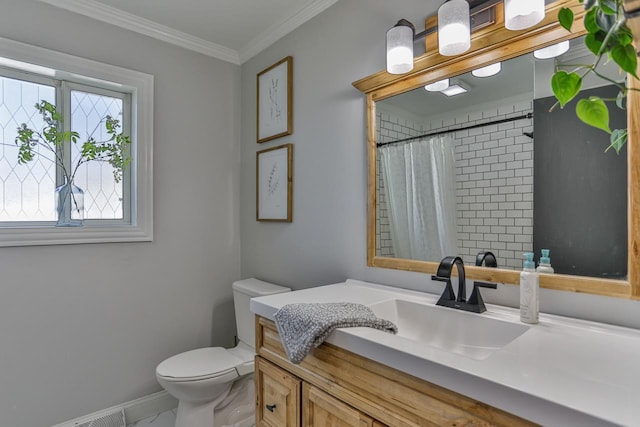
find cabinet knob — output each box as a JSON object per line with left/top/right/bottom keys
{"left": 266, "top": 403, "right": 277, "bottom": 412}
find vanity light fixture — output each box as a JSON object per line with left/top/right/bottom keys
{"left": 533, "top": 40, "right": 570, "bottom": 59}
{"left": 504, "top": 0, "right": 545, "bottom": 30}
{"left": 441, "top": 84, "right": 467, "bottom": 96}
{"left": 386, "top": 0, "right": 546, "bottom": 75}
{"left": 471, "top": 62, "right": 502, "bottom": 77}
{"left": 386, "top": 19, "right": 416, "bottom": 74}
{"left": 425, "top": 78, "right": 450, "bottom": 91}
{"left": 438, "top": 0, "right": 471, "bottom": 56}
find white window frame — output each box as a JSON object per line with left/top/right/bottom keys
{"left": 0, "top": 37, "right": 153, "bottom": 246}
{"left": 63, "top": 82, "right": 133, "bottom": 224}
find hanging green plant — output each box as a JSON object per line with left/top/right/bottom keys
{"left": 553, "top": 0, "right": 637, "bottom": 153}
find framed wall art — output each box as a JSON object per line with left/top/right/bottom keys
{"left": 256, "top": 143, "right": 293, "bottom": 222}
{"left": 257, "top": 56, "right": 293, "bottom": 143}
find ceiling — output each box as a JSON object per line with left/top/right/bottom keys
{"left": 380, "top": 53, "right": 535, "bottom": 119}
{"left": 39, "top": 0, "right": 339, "bottom": 64}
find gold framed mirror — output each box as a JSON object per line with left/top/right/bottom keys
{"left": 353, "top": 0, "right": 639, "bottom": 299}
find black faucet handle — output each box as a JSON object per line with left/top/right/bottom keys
{"left": 431, "top": 275, "right": 449, "bottom": 283}
{"left": 474, "top": 281, "right": 497, "bottom": 289}
{"left": 467, "top": 281, "right": 497, "bottom": 313}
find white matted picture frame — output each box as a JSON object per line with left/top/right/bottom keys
{"left": 257, "top": 56, "right": 293, "bottom": 143}
{"left": 256, "top": 143, "right": 293, "bottom": 222}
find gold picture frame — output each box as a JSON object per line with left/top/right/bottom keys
{"left": 256, "top": 143, "right": 293, "bottom": 222}
{"left": 257, "top": 56, "right": 293, "bottom": 143}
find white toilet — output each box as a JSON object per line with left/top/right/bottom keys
{"left": 156, "top": 278, "right": 290, "bottom": 427}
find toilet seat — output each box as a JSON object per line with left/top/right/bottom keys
{"left": 156, "top": 348, "right": 243, "bottom": 382}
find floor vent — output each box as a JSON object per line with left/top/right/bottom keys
{"left": 56, "top": 408, "right": 125, "bottom": 427}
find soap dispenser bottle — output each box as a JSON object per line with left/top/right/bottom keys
{"left": 536, "top": 249, "right": 554, "bottom": 274}
{"left": 520, "top": 252, "right": 539, "bottom": 324}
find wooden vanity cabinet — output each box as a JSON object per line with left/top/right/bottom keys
{"left": 256, "top": 355, "right": 380, "bottom": 427}
{"left": 256, "top": 356, "right": 300, "bottom": 427}
{"left": 255, "top": 316, "right": 537, "bottom": 427}
{"left": 303, "top": 383, "right": 380, "bottom": 427}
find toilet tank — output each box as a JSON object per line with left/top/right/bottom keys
{"left": 232, "top": 278, "right": 290, "bottom": 349}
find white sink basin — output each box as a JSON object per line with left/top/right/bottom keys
{"left": 369, "top": 298, "right": 530, "bottom": 360}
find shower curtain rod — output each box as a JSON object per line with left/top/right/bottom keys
{"left": 376, "top": 112, "right": 533, "bottom": 148}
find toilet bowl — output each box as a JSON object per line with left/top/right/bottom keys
{"left": 156, "top": 279, "right": 290, "bottom": 427}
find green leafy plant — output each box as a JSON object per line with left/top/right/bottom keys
{"left": 553, "top": 0, "right": 637, "bottom": 153}
{"left": 14, "top": 100, "right": 131, "bottom": 184}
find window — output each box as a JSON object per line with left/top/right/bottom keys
{"left": 69, "top": 85, "right": 130, "bottom": 221}
{"left": 0, "top": 37, "right": 153, "bottom": 246}
{"left": 0, "top": 75, "right": 130, "bottom": 222}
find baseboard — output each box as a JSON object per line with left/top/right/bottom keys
{"left": 50, "top": 391, "right": 177, "bottom": 427}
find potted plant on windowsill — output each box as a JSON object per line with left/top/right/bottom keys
{"left": 14, "top": 100, "right": 131, "bottom": 226}
{"left": 552, "top": 0, "right": 637, "bottom": 153}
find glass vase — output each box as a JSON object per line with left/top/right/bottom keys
{"left": 55, "top": 179, "right": 84, "bottom": 227}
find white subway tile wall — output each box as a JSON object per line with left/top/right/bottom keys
{"left": 375, "top": 101, "right": 534, "bottom": 269}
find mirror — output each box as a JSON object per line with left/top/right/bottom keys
{"left": 375, "top": 39, "right": 628, "bottom": 279}
{"left": 353, "top": 0, "right": 639, "bottom": 298}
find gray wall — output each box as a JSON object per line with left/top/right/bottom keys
{"left": 0, "top": 1, "right": 240, "bottom": 426}
{"left": 240, "top": 0, "right": 640, "bottom": 327}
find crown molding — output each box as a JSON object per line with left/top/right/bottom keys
{"left": 39, "top": 0, "right": 241, "bottom": 64}
{"left": 39, "top": 0, "right": 340, "bottom": 65}
{"left": 238, "top": 0, "right": 339, "bottom": 63}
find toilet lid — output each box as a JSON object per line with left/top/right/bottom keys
{"left": 156, "top": 348, "right": 243, "bottom": 380}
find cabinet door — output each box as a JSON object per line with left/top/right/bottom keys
{"left": 302, "top": 383, "right": 376, "bottom": 427}
{"left": 256, "top": 357, "right": 301, "bottom": 427}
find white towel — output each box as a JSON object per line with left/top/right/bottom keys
{"left": 273, "top": 302, "right": 398, "bottom": 364}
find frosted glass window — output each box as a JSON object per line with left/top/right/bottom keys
{"left": 70, "top": 90, "right": 126, "bottom": 220}
{"left": 0, "top": 76, "right": 56, "bottom": 221}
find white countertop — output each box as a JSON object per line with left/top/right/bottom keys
{"left": 250, "top": 279, "right": 640, "bottom": 427}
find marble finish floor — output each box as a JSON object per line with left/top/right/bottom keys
{"left": 126, "top": 408, "right": 256, "bottom": 427}
{"left": 127, "top": 409, "right": 176, "bottom": 427}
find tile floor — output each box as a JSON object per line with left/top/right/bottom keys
{"left": 127, "top": 406, "right": 257, "bottom": 427}
{"left": 127, "top": 408, "right": 176, "bottom": 427}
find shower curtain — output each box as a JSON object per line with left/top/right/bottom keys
{"left": 379, "top": 135, "right": 458, "bottom": 261}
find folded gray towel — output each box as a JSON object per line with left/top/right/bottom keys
{"left": 273, "top": 302, "right": 398, "bottom": 364}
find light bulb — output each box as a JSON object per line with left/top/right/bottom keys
{"left": 438, "top": 0, "right": 470, "bottom": 56}
{"left": 533, "top": 40, "right": 570, "bottom": 59}
{"left": 425, "top": 79, "right": 450, "bottom": 92}
{"left": 472, "top": 62, "right": 502, "bottom": 77}
{"left": 386, "top": 24, "right": 414, "bottom": 74}
{"left": 505, "top": 0, "right": 545, "bottom": 31}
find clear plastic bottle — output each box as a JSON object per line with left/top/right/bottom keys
{"left": 520, "top": 252, "right": 539, "bottom": 324}
{"left": 536, "top": 249, "right": 554, "bottom": 274}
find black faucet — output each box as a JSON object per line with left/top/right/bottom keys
{"left": 432, "top": 256, "right": 466, "bottom": 303}
{"left": 475, "top": 251, "right": 497, "bottom": 268}
{"left": 432, "top": 256, "right": 496, "bottom": 313}
{"left": 432, "top": 256, "right": 466, "bottom": 310}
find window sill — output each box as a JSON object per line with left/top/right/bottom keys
{"left": 0, "top": 223, "right": 153, "bottom": 247}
